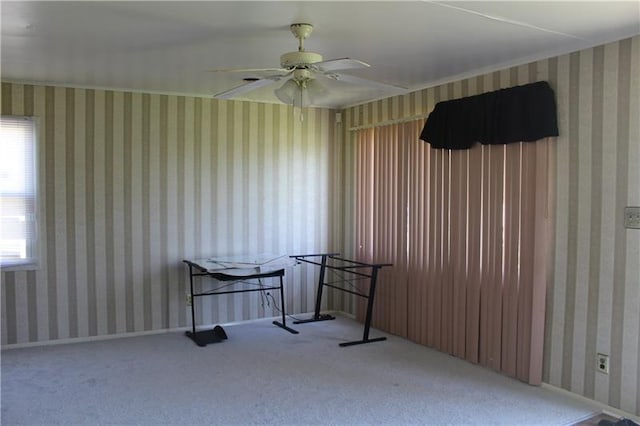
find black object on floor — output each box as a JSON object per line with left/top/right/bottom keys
{"left": 185, "top": 325, "right": 228, "bottom": 347}
{"left": 598, "top": 419, "right": 640, "bottom": 426}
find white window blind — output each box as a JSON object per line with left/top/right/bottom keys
{"left": 0, "top": 116, "right": 38, "bottom": 268}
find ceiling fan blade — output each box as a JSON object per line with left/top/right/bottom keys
{"left": 330, "top": 73, "right": 408, "bottom": 93}
{"left": 313, "top": 58, "right": 370, "bottom": 72}
{"left": 214, "top": 76, "right": 283, "bottom": 100}
{"left": 208, "top": 67, "right": 290, "bottom": 74}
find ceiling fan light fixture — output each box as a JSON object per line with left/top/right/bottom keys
{"left": 274, "top": 79, "right": 301, "bottom": 105}
{"left": 292, "top": 68, "right": 312, "bottom": 83}
{"left": 275, "top": 69, "right": 325, "bottom": 108}
{"left": 275, "top": 79, "right": 313, "bottom": 111}
{"left": 305, "top": 79, "right": 327, "bottom": 103}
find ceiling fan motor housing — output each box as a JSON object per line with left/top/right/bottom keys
{"left": 292, "top": 69, "right": 313, "bottom": 85}
{"left": 280, "top": 51, "right": 323, "bottom": 68}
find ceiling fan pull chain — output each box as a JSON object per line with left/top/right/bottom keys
{"left": 300, "top": 86, "right": 304, "bottom": 122}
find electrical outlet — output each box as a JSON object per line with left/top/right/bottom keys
{"left": 597, "top": 353, "right": 609, "bottom": 374}
{"left": 624, "top": 206, "right": 640, "bottom": 229}
{"left": 186, "top": 294, "right": 192, "bottom": 306}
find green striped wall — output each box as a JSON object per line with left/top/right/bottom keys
{"left": 342, "top": 36, "right": 640, "bottom": 416}
{"left": 1, "top": 85, "right": 338, "bottom": 344}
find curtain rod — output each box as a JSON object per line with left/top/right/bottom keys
{"left": 347, "top": 114, "right": 426, "bottom": 132}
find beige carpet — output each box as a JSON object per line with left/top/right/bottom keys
{"left": 2, "top": 314, "right": 606, "bottom": 425}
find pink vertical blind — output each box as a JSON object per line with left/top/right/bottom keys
{"left": 356, "top": 120, "right": 554, "bottom": 385}
{"left": 355, "top": 124, "right": 409, "bottom": 337}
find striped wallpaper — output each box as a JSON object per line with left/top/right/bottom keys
{"left": 1, "top": 85, "right": 338, "bottom": 345}
{"left": 341, "top": 36, "right": 639, "bottom": 416}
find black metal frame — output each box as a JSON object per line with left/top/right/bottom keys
{"left": 289, "top": 253, "right": 392, "bottom": 347}
{"left": 183, "top": 260, "right": 298, "bottom": 347}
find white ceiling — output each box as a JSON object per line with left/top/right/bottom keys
{"left": 2, "top": 1, "right": 639, "bottom": 108}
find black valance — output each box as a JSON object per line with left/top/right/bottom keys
{"left": 420, "top": 81, "right": 558, "bottom": 150}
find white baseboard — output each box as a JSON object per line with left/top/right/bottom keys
{"left": 2, "top": 328, "right": 175, "bottom": 350}
{"left": 1, "top": 311, "right": 322, "bottom": 350}
{"left": 337, "top": 310, "right": 356, "bottom": 320}
{"left": 541, "top": 383, "right": 640, "bottom": 423}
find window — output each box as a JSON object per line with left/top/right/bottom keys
{"left": 0, "top": 116, "right": 38, "bottom": 269}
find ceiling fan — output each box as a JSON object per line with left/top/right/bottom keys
{"left": 211, "top": 23, "right": 406, "bottom": 107}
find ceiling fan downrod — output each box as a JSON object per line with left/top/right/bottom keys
{"left": 280, "top": 23, "right": 323, "bottom": 69}
{"left": 290, "top": 23, "right": 314, "bottom": 52}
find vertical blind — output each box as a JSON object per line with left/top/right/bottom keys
{"left": 0, "top": 116, "right": 37, "bottom": 267}
{"left": 355, "top": 123, "right": 412, "bottom": 338}
{"left": 356, "top": 120, "right": 554, "bottom": 384}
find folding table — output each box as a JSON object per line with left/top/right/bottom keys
{"left": 183, "top": 255, "right": 298, "bottom": 346}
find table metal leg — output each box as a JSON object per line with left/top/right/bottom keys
{"left": 339, "top": 266, "right": 386, "bottom": 347}
{"left": 189, "top": 264, "right": 196, "bottom": 335}
{"left": 185, "top": 265, "right": 230, "bottom": 346}
{"left": 272, "top": 274, "right": 299, "bottom": 334}
{"left": 293, "top": 254, "right": 335, "bottom": 324}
